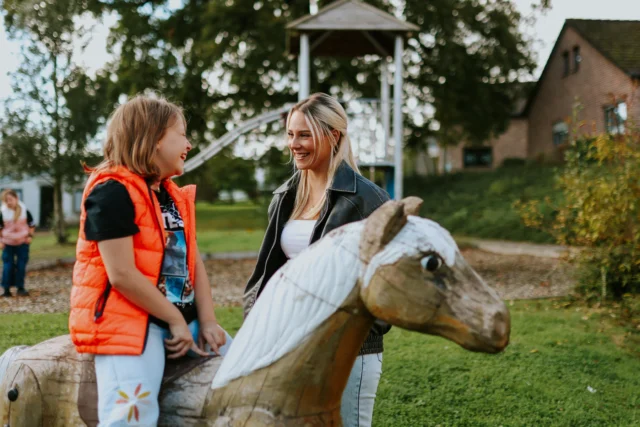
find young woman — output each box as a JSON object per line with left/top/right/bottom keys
{"left": 244, "top": 93, "right": 391, "bottom": 427}
{"left": 69, "top": 95, "right": 231, "bottom": 426}
{"left": 0, "top": 189, "right": 36, "bottom": 297}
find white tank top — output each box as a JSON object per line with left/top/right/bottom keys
{"left": 281, "top": 220, "right": 317, "bottom": 259}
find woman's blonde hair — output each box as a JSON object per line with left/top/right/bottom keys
{"left": 288, "top": 93, "right": 360, "bottom": 220}
{"left": 1, "top": 189, "right": 22, "bottom": 221}
{"left": 87, "top": 95, "right": 186, "bottom": 181}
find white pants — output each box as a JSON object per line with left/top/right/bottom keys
{"left": 94, "top": 321, "right": 232, "bottom": 426}
{"left": 341, "top": 353, "right": 384, "bottom": 427}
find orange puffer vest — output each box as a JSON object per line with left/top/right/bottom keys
{"left": 69, "top": 167, "right": 197, "bottom": 355}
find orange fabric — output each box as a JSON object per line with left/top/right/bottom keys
{"left": 69, "top": 166, "right": 197, "bottom": 355}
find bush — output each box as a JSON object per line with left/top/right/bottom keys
{"left": 500, "top": 157, "right": 526, "bottom": 167}
{"left": 517, "top": 133, "right": 640, "bottom": 299}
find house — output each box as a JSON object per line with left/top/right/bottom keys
{"left": 0, "top": 176, "right": 82, "bottom": 228}
{"left": 440, "top": 19, "right": 640, "bottom": 172}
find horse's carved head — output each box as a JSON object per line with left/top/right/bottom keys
{"left": 359, "top": 197, "right": 510, "bottom": 353}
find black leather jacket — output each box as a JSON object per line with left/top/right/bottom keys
{"left": 243, "top": 161, "right": 391, "bottom": 355}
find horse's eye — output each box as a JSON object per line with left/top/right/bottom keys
{"left": 421, "top": 255, "right": 442, "bottom": 272}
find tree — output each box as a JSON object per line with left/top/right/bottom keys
{"left": 177, "top": 147, "right": 258, "bottom": 203}
{"left": 0, "top": 0, "right": 106, "bottom": 242}
{"left": 258, "top": 146, "right": 293, "bottom": 192}
{"left": 93, "top": 0, "right": 547, "bottom": 167}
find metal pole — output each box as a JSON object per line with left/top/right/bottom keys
{"left": 381, "top": 60, "right": 390, "bottom": 161}
{"left": 393, "top": 35, "right": 404, "bottom": 200}
{"left": 299, "top": 33, "right": 310, "bottom": 101}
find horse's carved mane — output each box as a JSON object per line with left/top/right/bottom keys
{"left": 212, "top": 222, "right": 366, "bottom": 388}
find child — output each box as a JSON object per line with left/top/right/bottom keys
{"left": 0, "top": 189, "right": 36, "bottom": 297}
{"left": 69, "top": 95, "right": 231, "bottom": 425}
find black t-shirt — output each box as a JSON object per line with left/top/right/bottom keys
{"left": 84, "top": 180, "right": 196, "bottom": 325}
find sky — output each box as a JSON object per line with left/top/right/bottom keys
{"left": 2, "top": 0, "right": 640, "bottom": 102}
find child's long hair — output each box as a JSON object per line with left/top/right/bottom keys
{"left": 87, "top": 95, "right": 186, "bottom": 181}
{"left": 288, "top": 93, "right": 360, "bottom": 220}
{"left": 0, "top": 189, "right": 22, "bottom": 221}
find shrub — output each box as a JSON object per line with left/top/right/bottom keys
{"left": 517, "top": 132, "right": 640, "bottom": 299}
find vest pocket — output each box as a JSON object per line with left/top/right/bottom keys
{"left": 94, "top": 281, "right": 112, "bottom": 322}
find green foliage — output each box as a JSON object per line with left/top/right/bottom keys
{"left": 517, "top": 132, "right": 640, "bottom": 299}
{"left": 177, "top": 148, "right": 258, "bottom": 203}
{"left": 258, "top": 146, "right": 292, "bottom": 192}
{"left": 0, "top": 0, "right": 107, "bottom": 242}
{"left": 2, "top": 297, "right": 639, "bottom": 425}
{"left": 405, "top": 165, "right": 557, "bottom": 243}
{"left": 92, "top": 0, "right": 545, "bottom": 155}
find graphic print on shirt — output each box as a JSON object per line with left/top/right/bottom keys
{"left": 157, "top": 194, "right": 194, "bottom": 306}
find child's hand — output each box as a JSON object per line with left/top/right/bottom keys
{"left": 165, "top": 320, "right": 209, "bottom": 359}
{"left": 198, "top": 320, "right": 227, "bottom": 356}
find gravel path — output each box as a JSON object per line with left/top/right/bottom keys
{"left": 0, "top": 249, "right": 575, "bottom": 315}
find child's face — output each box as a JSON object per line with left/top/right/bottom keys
{"left": 155, "top": 116, "right": 192, "bottom": 179}
{"left": 3, "top": 194, "right": 18, "bottom": 209}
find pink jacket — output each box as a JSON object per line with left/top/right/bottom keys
{"left": 1, "top": 201, "right": 31, "bottom": 246}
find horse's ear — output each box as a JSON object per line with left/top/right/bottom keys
{"left": 401, "top": 196, "right": 423, "bottom": 216}
{"left": 360, "top": 197, "right": 425, "bottom": 262}
{"left": 360, "top": 200, "right": 407, "bottom": 262}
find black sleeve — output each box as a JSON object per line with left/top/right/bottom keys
{"left": 0, "top": 212, "right": 3, "bottom": 230}
{"left": 84, "top": 180, "right": 139, "bottom": 241}
{"left": 26, "top": 210, "right": 36, "bottom": 228}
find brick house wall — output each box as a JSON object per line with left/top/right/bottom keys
{"left": 527, "top": 26, "right": 640, "bottom": 160}
{"left": 443, "top": 118, "right": 528, "bottom": 171}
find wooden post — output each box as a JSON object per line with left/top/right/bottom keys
{"left": 299, "top": 33, "right": 310, "bottom": 101}
{"left": 393, "top": 35, "right": 404, "bottom": 200}
{"left": 381, "top": 60, "right": 390, "bottom": 160}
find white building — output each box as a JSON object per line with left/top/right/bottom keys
{"left": 0, "top": 175, "right": 82, "bottom": 227}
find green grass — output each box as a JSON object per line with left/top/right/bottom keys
{"left": 1, "top": 300, "right": 638, "bottom": 426}
{"left": 27, "top": 202, "right": 268, "bottom": 261}
{"left": 405, "top": 165, "right": 560, "bottom": 243}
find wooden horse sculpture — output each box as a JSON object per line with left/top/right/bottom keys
{"left": 0, "top": 197, "right": 510, "bottom": 426}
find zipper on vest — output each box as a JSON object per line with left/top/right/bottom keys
{"left": 94, "top": 281, "right": 112, "bottom": 323}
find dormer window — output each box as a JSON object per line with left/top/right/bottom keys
{"left": 573, "top": 46, "right": 581, "bottom": 73}
{"left": 562, "top": 51, "right": 569, "bottom": 77}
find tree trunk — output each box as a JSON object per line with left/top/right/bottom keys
{"left": 53, "top": 177, "right": 67, "bottom": 244}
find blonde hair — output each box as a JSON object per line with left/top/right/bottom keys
{"left": 87, "top": 95, "right": 186, "bottom": 181}
{"left": 1, "top": 189, "right": 21, "bottom": 221}
{"left": 288, "top": 93, "right": 360, "bottom": 220}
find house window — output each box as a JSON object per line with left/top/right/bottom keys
{"left": 562, "top": 51, "right": 569, "bottom": 77}
{"left": 604, "top": 102, "right": 627, "bottom": 134}
{"left": 463, "top": 147, "right": 492, "bottom": 168}
{"left": 573, "top": 46, "right": 581, "bottom": 73}
{"left": 553, "top": 121, "right": 569, "bottom": 146}
{"left": 73, "top": 190, "right": 83, "bottom": 213}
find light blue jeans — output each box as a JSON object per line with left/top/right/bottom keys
{"left": 94, "top": 321, "right": 232, "bottom": 426}
{"left": 341, "top": 353, "right": 383, "bottom": 427}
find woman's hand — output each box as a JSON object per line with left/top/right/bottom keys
{"left": 165, "top": 319, "right": 209, "bottom": 359}
{"left": 198, "top": 320, "right": 227, "bottom": 355}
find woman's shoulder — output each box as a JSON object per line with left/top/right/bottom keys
{"left": 354, "top": 174, "right": 390, "bottom": 206}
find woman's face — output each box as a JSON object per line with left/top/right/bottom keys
{"left": 3, "top": 194, "right": 18, "bottom": 209}
{"left": 155, "top": 117, "right": 192, "bottom": 179}
{"left": 287, "top": 111, "right": 336, "bottom": 174}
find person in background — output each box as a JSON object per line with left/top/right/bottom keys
{"left": 0, "top": 189, "right": 36, "bottom": 297}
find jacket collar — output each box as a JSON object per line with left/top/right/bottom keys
{"left": 273, "top": 161, "right": 358, "bottom": 195}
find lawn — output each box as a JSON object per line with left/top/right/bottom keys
{"left": 28, "top": 201, "right": 268, "bottom": 261}
{"left": 1, "top": 299, "right": 637, "bottom": 426}
{"left": 29, "top": 165, "right": 565, "bottom": 263}
{"left": 405, "top": 164, "right": 560, "bottom": 243}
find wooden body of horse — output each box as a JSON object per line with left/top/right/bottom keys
{"left": 0, "top": 198, "right": 511, "bottom": 426}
